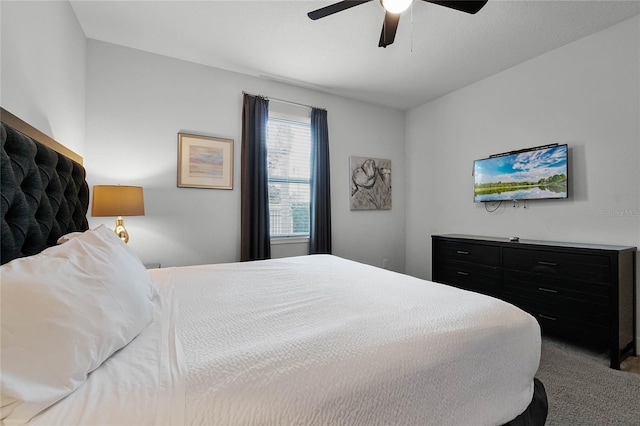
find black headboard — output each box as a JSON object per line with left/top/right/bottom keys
{"left": 1, "top": 109, "right": 89, "bottom": 264}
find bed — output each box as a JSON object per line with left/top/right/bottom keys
{"left": 0, "top": 109, "right": 548, "bottom": 425}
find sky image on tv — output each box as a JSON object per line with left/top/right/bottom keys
{"left": 474, "top": 144, "right": 568, "bottom": 202}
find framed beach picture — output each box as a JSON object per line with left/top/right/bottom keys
{"left": 178, "top": 133, "right": 233, "bottom": 189}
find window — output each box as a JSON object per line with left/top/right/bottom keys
{"left": 267, "top": 105, "right": 311, "bottom": 238}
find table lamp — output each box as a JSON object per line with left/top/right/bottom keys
{"left": 92, "top": 185, "right": 145, "bottom": 243}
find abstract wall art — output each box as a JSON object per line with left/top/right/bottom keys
{"left": 349, "top": 156, "right": 391, "bottom": 210}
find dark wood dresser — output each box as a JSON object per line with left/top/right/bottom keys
{"left": 432, "top": 234, "right": 636, "bottom": 369}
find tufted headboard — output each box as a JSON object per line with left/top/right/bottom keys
{"left": 1, "top": 108, "right": 89, "bottom": 264}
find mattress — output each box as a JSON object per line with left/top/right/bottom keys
{"left": 28, "top": 255, "right": 541, "bottom": 425}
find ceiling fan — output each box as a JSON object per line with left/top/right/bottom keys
{"left": 308, "top": 0, "right": 489, "bottom": 48}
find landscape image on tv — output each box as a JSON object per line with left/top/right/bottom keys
{"left": 474, "top": 144, "right": 568, "bottom": 202}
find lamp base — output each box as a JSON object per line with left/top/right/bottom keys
{"left": 114, "top": 217, "right": 130, "bottom": 243}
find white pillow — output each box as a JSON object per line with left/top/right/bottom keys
{"left": 0, "top": 225, "right": 157, "bottom": 423}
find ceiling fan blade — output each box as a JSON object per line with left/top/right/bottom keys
{"left": 378, "top": 11, "right": 401, "bottom": 48}
{"left": 307, "top": 0, "right": 372, "bottom": 20}
{"left": 423, "top": 0, "right": 489, "bottom": 14}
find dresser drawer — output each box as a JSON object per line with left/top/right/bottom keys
{"left": 503, "top": 271, "right": 610, "bottom": 305}
{"left": 434, "top": 240, "right": 500, "bottom": 267}
{"left": 503, "top": 247, "right": 611, "bottom": 283}
{"left": 534, "top": 310, "right": 608, "bottom": 344}
{"left": 503, "top": 287, "right": 609, "bottom": 323}
{"left": 505, "top": 294, "right": 609, "bottom": 335}
{"left": 435, "top": 260, "right": 501, "bottom": 296}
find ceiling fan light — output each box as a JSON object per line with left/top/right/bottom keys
{"left": 382, "top": 0, "right": 413, "bottom": 14}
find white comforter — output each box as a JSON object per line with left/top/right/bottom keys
{"left": 30, "top": 255, "right": 541, "bottom": 425}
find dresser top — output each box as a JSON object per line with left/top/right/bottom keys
{"left": 433, "top": 234, "right": 637, "bottom": 252}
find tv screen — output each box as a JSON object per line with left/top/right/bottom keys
{"left": 473, "top": 144, "right": 568, "bottom": 203}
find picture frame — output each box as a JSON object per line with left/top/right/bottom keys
{"left": 178, "top": 133, "right": 233, "bottom": 189}
{"left": 349, "top": 156, "right": 392, "bottom": 210}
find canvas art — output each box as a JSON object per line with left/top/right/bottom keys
{"left": 350, "top": 156, "right": 391, "bottom": 210}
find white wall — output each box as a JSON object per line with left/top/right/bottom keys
{"left": 405, "top": 16, "right": 640, "bottom": 344}
{"left": 85, "top": 40, "right": 406, "bottom": 270}
{"left": 1, "top": 0, "right": 86, "bottom": 156}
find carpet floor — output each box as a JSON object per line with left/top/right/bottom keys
{"left": 536, "top": 337, "right": 640, "bottom": 425}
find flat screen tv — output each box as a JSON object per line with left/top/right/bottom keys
{"left": 473, "top": 144, "right": 568, "bottom": 203}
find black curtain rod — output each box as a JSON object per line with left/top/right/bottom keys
{"left": 242, "top": 91, "right": 326, "bottom": 112}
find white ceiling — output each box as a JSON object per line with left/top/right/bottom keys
{"left": 70, "top": 0, "right": 640, "bottom": 110}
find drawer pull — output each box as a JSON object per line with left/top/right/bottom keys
{"left": 456, "top": 271, "right": 469, "bottom": 276}
{"left": 538, "top": 287, "right": 558, "bottom": 294}
{"left": 537, "top": 261, "right": 557, "bottom": 266}
{"left": 538, "top": 314, "right": 557, "bottom": 321}
{"left": 456, "top": 250, "right": 469, "bottom": 255}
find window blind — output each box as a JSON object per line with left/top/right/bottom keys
{"left": 266, "top": 116, "right": 311, "bottom": 237}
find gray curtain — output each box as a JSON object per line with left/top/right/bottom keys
{"left": 240, "top": 94, "right": 271, "bottom": 261}
{"left": 309, "top": 108, "right": 332, "bottom": 254}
